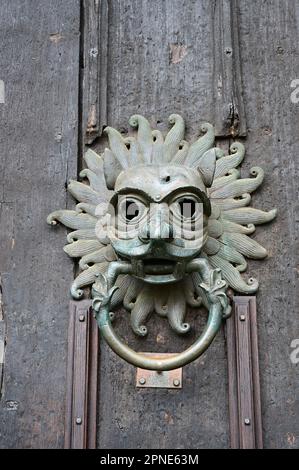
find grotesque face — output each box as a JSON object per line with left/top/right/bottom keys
{"left": 107, "top": 164, "right": 211, "bottom": 284}
{"left": 48, "top": 114, "right": 276, "bottom": 339}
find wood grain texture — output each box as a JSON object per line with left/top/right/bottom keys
{"left": 213, "top": 0, "right": 247, "bottom": 136}
{"left": 237, "top": 0, "right": 299, "bottom": 449}
{"left": 0, "top": 0, "right": 297, "bottom": 450}
{"left": 103, "top": 0, "right": 227, "bottom": 139}
{"left": 97, "top": 309, "right": 229, "bottom": 449}
{"left": 227, "top": 297, "right": 263, "bottom": 449}
{"left": 82, "top": 0, "right": 109, "bottom": 145}
{"left": 92, "top": 0, "right": 298, "bottom": 449}
{"left": 82, "top": 0, "right": 247, "bottom": 142}
{"left": 0, "top": 0, "right": 80, "bottom": 448}
{"left": 65, "top": 301, "right": 98, "bottom": 449}
{"left": 90, "top": 0, "right": 232, "bottom": 449}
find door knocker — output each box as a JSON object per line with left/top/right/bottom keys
{"left": 47, "top": 115, "right": 276, "bottom": 370}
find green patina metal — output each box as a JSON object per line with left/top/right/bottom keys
{"left": 47, "top": 114, "right": 276, "bottom": 370}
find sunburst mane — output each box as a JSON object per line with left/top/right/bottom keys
{"left": 47, "top": 114, "right": 276, "bottom": 335}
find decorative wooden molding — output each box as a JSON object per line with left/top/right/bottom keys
{"left": 226, "top": 296, "right": 263, "bottom": 449}
{"left": 81, "top": 0, "right": 109, "bottom": 144}
{"left": 213, "top": 0, "right": 247, "bottom": 137}
{"left": 65, "top": 297, "right": 264, "bottom": 448}
{"left": 64, "top": 300, "right": 97, "bottom": 449}
{"left": 81, "top": 0, "right": 246, "bottom": 141}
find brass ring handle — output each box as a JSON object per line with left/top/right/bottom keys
{"left": 96, "top": 301, "right": 222, "bottom": 371}
{"left": 92, "top": 260, "right": 229, "bottom": 371}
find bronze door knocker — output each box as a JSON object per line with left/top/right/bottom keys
{"left": 48, "top": 114, "right": 276, "bottom": 370}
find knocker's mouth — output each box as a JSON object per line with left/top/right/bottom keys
{"left": 143, "top": 258, "right": 176, "bottom": 272}
{"left": 132, "top": 257, "right": 186, "bottom": 284}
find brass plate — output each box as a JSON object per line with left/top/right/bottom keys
{"left": 136, "top": 353, "right": 182, "bottom": 389}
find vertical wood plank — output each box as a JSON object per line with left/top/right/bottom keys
{"left": 237, "top": 0, "right": 298, "bottom": 448}
{"left": 86, "top": 303, "right": 99, "bottom": 449}
{"left": 236, "top": 301, "right": 255, "bottom": 448}
{"left": 94, "top": 0, "right": 230, "bottom": 449}
{"left": 213, "top": 0, "right": 247, "bottom": 136}
{"left": 82, "top": 0, "right": 109, "bottom": 145}
{"left": 65, "top": 300, "right": 98, "bottom": 449}
{"left": 0, "top": 0, "right": 80, "bottom": 448}
{"left": 248, "top": 297, "right": 263, "bottom": 449}
{"left": 72, "top": 303, "right": 89, "bottom": 448}
{"left": 64, "top": 303, "right": 75, "bottom": 449}
{"left": 226, "top": 298, "right": 239, "bottom": 449}
{"left": 226, "top": 296, "right": 263, "bottom": 449}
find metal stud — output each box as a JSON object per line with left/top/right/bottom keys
{"left": 173, "top": 379, "right": 180, "bottom": 387}
{"left": 139, "top": 377, "right": 146, "bottom": 385}
{"left": 244, "top": 418, "right": 251, "bottom": 425}
{"left": 76, "top": 417, "right": 82, "bottom": 425}
{"left": 79, "top": 314, "right": 85, "bottom": 322}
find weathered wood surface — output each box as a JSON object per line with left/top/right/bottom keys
{"left": 0, "top": 0, "right": 298, "bottom": 449}
{"left": 0, "top": 0, "right": 80, "bottom": 448}
{"left": 227, "top": 297, "right": 263, "bottom": 449}
{"left": 81, "top": 0, "right": 109, "bottom": 145}
{"left": 92, "top": 0, "right": 298, "bottom": 449}
{"left": 97, "top": 310, "right": 229, "bottom": 449}
{"left": 213, "top": 0, "right": 247, "bottom": 136}
{"left": 92, "top": 0, "right": 233, "bottom": 449}
{"left": 82, "top": 0, "right": 246, "bottom": 141}
{"left": 97, "top": 0, "right": 246, "bottom": 141}
{"left": 65, "top": 301, "right": 98, "bottom": 449}
{"left": 237, "top": 0, "right": 299, "bottom": 449}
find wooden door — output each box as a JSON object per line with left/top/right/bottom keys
{"left": 0, "top": 0, "right": 298, "bottom": 449}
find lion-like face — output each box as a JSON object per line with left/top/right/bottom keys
{"left": 48, "top": 114, "right": 276, "bottom": 337}
{"left": 107, "top": 164, "right": 210, "bottom": 284}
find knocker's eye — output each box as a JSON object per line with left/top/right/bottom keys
{"left": 118, "top": 197, "right": 146, "bottom": 224}
{"left": 170, "top": 195, "right": 202, "bottom": 221}
{"left": 178, "top": 198, "right": 196, "bottom": 219}
{"left": 126, "top": 201, "right": 139, "bottom": 221}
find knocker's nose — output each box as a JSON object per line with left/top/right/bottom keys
{"left": 138, "top": 204, "right": 174, "bottom": 243}
{"left": 138, "top": 224, "right": 151, "bottom": 243}
{"left": 151, "top": 220, "right": 174, "bottom": 242}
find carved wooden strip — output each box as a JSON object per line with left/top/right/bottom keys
{"left": 0, "top": 319, "right": 5, "bottom": 397}
{"left": 226, "top": 296, "right": 263, "bottom": 448}
{"left": 247, "top": 297, "right": 263, "bottom": 449}
{"left": 86, "top": 301, "right": 99, "bottom": 449}
{"left": 213, "top": 0, "right": 247, "bottom": 137}
{"left": 82, "top": 0, "right": 109, "bottom": 145}
{"left": 65, "top": 300, "right": 98, "bottom": 449}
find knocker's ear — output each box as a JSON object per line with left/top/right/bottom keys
{"left": 197, "top": 148, "right": 216, "bottom": 188}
